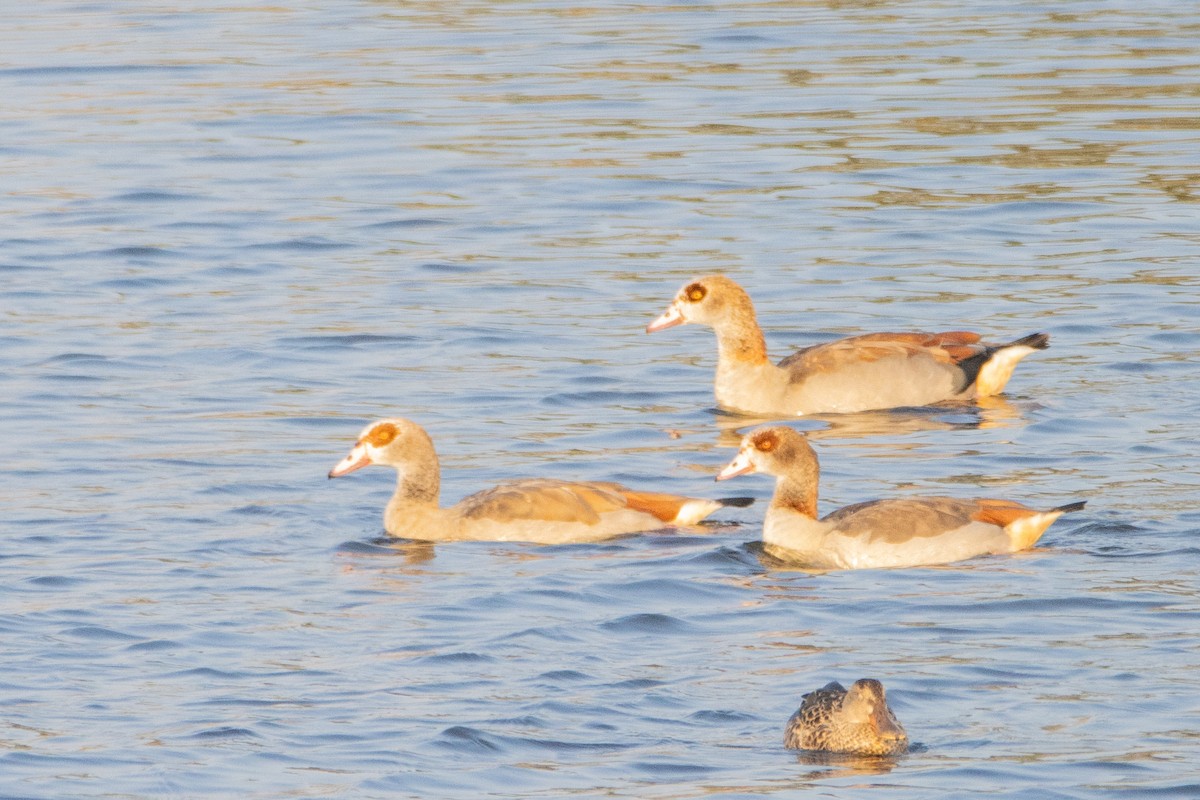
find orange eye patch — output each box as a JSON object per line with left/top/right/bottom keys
{"left": 685, "top": 282, "right": 706, "bottom": 302}
{"left": 754, "top": 432, "right": 778, "bottom": 452}
{"left": 365, "top": 422, "right": 398, "bottom": 447}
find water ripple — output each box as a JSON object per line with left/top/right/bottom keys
{"left": 600, "top": 613, "right": 696, "bottom": 635}
{"left": 2, "top": 2, "right": 1199, "bottom": 798}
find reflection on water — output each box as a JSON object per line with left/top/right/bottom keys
{"left": 706, "top": 395, "right": 1029, "bottom": 448}
{"left": 2, "top": 1, "right": 1199, "bottom": 798}
{"left": 790, "top": 748, "right": 904, "bottom": 779}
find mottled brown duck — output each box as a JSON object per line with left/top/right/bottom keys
{"left": 784, "top": 679, "right": 908, "bottom": 756}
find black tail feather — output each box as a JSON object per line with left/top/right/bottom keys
{"left": 718, "top": 496, "right": 756, "bottom": 508}
{"left": 1053, "top": 500, "right": 1087, "bottom": 514}
{"left": 1005, "top": 332, "right": 1050, "bottom": 351}
{"left": 955, "top": 332, "right": 1050, "bottom": 392}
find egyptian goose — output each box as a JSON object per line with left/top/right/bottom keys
{"left": 717, "top": 425, "right": 1085, "bottom": 569}
{"left": 647, "top": 275, "right": 1048, "bottom": 416}
{"left": 784, "top": 679, "right": 908, "bottom": 756}
{"left": 329, "top": 418, "right": 752, "bottom": 544}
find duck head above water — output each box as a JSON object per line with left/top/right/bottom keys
{"left": 328, "top": 418, "right": 441, "bottom": 502}
{"left": 716, "top": 425, "right": 820, "bottom": 519}
{"left": 646, "top": 275, "right": 762, "bottom": 336}
{"left": 839, "top": 680, "right": 906, "bottom": 739}
{"left": 716, "top": 425, "right": 817, "bottom": 481}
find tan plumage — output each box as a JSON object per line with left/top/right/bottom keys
{"left": 717, "top": 425, "right": 1085, "bottom": 569}
{"left": 328, "top": 418, "right": 751, "bottom": 544}
{"left": 784, "top": 679, "right": 908, "bottom": 756}
{"left": 646, "top": 275, "right": 1048, "bottom": 416}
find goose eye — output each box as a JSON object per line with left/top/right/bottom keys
{"left": 366, "top": 422, "right": 398, "bottom": 447}
{"left": 755, "top": 433, "right": 777, "bottom": 452}
{"left": 685, "top": 283, "right": 706, "bottom": 302}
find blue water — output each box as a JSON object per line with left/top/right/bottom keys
{"left": 2, "top": 2, "right": 1199, "bottom": 797}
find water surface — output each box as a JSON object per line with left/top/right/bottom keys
{"left": 2, "top": 2, "right": 1199, "bottom": 798}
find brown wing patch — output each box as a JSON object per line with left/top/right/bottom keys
{"left": 844, "top": 331, "right": 979, "bottom": 348}
{"left": 822, "top": 497, "right": 978, "bottom": 543}
{"left": 776, "top": 332, "right": 987, "bottom": 377}
{"left": 777, "top": 333, "right": 955, "bottom": 374}
{"left": 930, "top": 330, "right": 982, "bottom": 346}
{"left": 907, "top": 331, "right": 986, "bottom": 366}
{"left": 970, "top": 498, "right": 1039, "bottom": 528}
{"left": 615, "top": 490, "right": 688, "bottom": 523}
{"left": 932, "top": 331, "right": 982, "bottom": 360}
{"left": 856, "top": 332, "right": 937, "bottom": 347}
{"left": 939, "top": 344, "right": 981, "bottom": 362}
{"left": 456, "top": 479, "right": 631, "bottom": 524}
{"left": 863, "top": 331, "right": 987, "bottom": 364}
{"left": 776, "top": 339, "right": 917, "bottom": 374}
